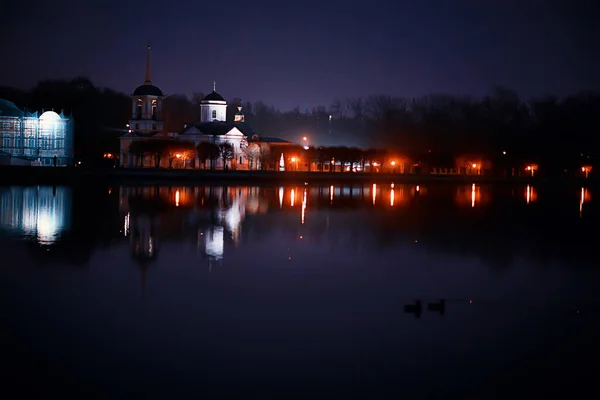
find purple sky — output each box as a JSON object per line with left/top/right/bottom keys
{"left": 1, "top": 0, "right": 598, "bottom": 110}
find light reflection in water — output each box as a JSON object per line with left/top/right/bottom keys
{"left": 330, "top": 185, "right": 334, "bottom": 203}
{"left": 390, "top": 188, "right": 395, "bottom": 207}
{"left": 124, "top": 212, "right": 130, "bottom": 236}
{"left": 372, "top": 183, "right": 377, "bottom": 205}
{"left": 580, "top": 187, "right": 591, "bottom": 216}
{"left": 526, "top": 185, "right": 537, "bottom": 204}
{"left": 0, "top": 186, "right": 71, "bottom": 244}
{"left": 291, "top": 188, "right": 295, "bottom": 207}
{"left": 471, "top": 184, "right": 476, "bottom": 208}
{"left": 175, "top": 190, "right": 180, "bottom": 207}
{"left": 279, "top": 187, "right": 284, "bottom": 209}
{"left": 301, "top": 188, "right": 307, "bottom": 224}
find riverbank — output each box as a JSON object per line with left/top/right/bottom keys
{"left": 0, "top": 166, "right": 596, "bottom": 186}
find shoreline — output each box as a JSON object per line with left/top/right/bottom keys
{"left": 0, "top": 166, "right": 596, "bottom": 186}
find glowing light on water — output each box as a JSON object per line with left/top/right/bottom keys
{"left": 390, "top": 188, "right": 395, "bottom": 206}
{"left": 471, "top": 184, "right": 476, "bottom": 208}
{"left": 278, "top": 186, "right": 284, "bottom": 209}
{"left": 36, "top": 210, "right": 59, "bottom": 243}
{"left": 372, "top": 183, "right": 377, "bottom": 205}
{"left": 124, "top": 212, "right": 130, "bottom": 236}
{"left": 526, "top": 185, "right": 531, "bottom": 204}
{"left": 330, "top": 185, "right": 334, "bottom": 203}
{"left": 175, "top": 190, "right": 180, "bottom": 207}
{"left": 301, "top": 188, "right": 307, "bottom": 224}
{"left": 416, "top": 185, "right": 420, "bottom": 192}
{"left": 291, "top": 188, "right": 295, "bottom": 207}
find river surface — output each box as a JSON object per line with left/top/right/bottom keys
{"left": 1, "top": 183, "right": 598, "bottom": 398}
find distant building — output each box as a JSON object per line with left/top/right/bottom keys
{"left": 0, "top": 99, "right": 74, "bottom": 166}
{"left": 119, "top": 46, "right": 290, "bottom": 170}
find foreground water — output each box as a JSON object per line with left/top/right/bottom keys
{"left": 1, "top": 183, "right": 598, "bottom": 398}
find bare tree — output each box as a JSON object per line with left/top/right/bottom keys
{"left": 347, "top": 97, "right": 364, "bottom": 120}
{"left": 243, "top": 142, "right": 262, "bottom": 170}
{"left": 218, "top": 142, "right": 235, "bottom": 170}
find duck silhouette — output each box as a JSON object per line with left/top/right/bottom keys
{"left": 427, "top": 299, "right": 446, "bottom": 315}
{"left": 404, "top": 300, "right": 423, "bottom": 318}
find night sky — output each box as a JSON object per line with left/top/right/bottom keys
{"left": 1, "top": 0, "right": 598, "bottom": 110}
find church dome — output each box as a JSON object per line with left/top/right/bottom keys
{"left": 0, "top": 99, "right": 24, "bottom": 117}
{"left": 203, "top": 91, "right": 225, "bottom": 102}
{"left": 39, "top": 110, "right": 61, "bottom": 120}
{"left": 133, "top": 84, "right": 164, "bottom": 96}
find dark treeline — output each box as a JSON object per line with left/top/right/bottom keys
{"left": 1, "top": 79, "right": 598, "bottom": 173}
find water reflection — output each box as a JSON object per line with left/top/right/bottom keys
{"left": 0, "top": 186, "right": 71, "bottom": 244}
{"left": 1, "top": 183, "right": 597, "bottom": 269}
{"left": 2, "top": 182, "right": 599, "bottom": 397}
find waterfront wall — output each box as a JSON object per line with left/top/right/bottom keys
{"left": 0, "top": 166, "right": 596, "bottom": 186}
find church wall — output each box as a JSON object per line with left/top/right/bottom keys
{"left": 200, "top": 102, "right": 227, "bottom": 122}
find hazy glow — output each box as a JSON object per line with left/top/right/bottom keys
{"left": 372, "top": 183, "right": 377, "bottom": 205}
{"left": 526, "top": 185, "right": 531, "bottom": 204}
{"left": 471, "top": 184, "right": 476, "bottom": 208}
{"left": 291, "top": 189, "right": 295, "bottom": 207}
{"left": 36, "top": 210, "right": 59, "bottom": 243}
{"left": 175, "top": 190, "right": 180, "bottom": 207}
{"left": 39, "top": 111, "right": 61, "bottom": 136}
{"left": 390, "top": 188, "right": 395, "bottom": 206}
{"left": 416, "top": 185, "right": 420, "bottom": 192}
{"left": 39, "top": 111, "right": 61, "bottom": 121}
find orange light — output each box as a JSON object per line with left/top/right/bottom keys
{"left": 176, "top": 153, "right": 181, "bottom": 158}
{"left": 302, "top": 136, "right": 307, "bottom": 141}
{"left": 291, "top": 157, "right": 296, "bottom": 162}
{"left": 391, "top": 161, "right": 396, "bottom": 166}
{"left": 472, "top": 163, "right": 477, "bottom": 168}
{"left": 582, "top": 167, "right": 586, "bottom": 172}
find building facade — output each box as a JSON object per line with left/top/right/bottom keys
{"left": 0, "top": 99, "right": 74, "bottom": 166}
{"left": 119, "top": 47, "right": 294, "bottom": 170}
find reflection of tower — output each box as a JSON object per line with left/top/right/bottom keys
{"left": 130, "top": 214, "right": 159, "bottom": 261}
{"left": 130, "top": 213, "right": 158, "bottom": 294}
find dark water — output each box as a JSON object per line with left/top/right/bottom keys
{"left": 1, "top": 183, "right": 598, "bottom": 398}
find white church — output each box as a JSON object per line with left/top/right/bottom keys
{"left": 120, "top": 46, "right": 263, "bottom": 170}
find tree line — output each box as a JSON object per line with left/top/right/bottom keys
{"left": 1, "top": 79, "right": 598, "bottom": 174}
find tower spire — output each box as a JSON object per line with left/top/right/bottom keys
{"left": 144, "top": 44, "right": 152, "bottom": 85}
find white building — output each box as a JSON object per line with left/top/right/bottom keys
{"left": 119, "top": 46, "right": 257, "bottom": 170}
{"left": 0, "top": 99, "right": 74, "bottom": 166}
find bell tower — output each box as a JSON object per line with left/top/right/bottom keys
{"left": 129, "top": 45, "right": 164, "bottom": 134}
{"left": 200, "top": 81, "right": 227, "bottom": 122}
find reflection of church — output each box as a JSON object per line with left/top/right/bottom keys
{"left": 0, "top": 186, "right": 72, "bottom": 244}
{"left": 119, "top": 186, "right": 264, "bottom": 269}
